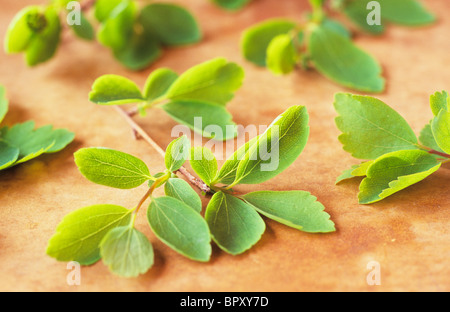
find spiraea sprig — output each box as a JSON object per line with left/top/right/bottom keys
{"left": 335, "top": 91, "right": 450, "bottom": 204}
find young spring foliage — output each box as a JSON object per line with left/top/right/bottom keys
{"left": 241, "top": 0, "right": 434, "bottom": 92}
{"left": 211, "top": 0, "right": 252, "bottom": 11}
{"left": 0, "top": 85, "right": 74, "bottom": 171}
{"left": 335, "top": 91, "right": 450, "bottom": 204}
{"left": 47, "top": 106, "right": 335, "bottom": 277}
{"left": 4, "top": 0, "right": 201, "bottom": 70}
{"left": 89, "top": 58, "right": 244, "bottom": 141}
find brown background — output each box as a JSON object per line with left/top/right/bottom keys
{"left": 0, "top": 0, "right": 449, "bottom": 292}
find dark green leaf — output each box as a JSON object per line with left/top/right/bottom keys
{"left": 212, "top": 0, "right": 251, "bottom": 11}
{"left": 140, "top": 4, "right": 201, "bottom": 46}
{"left": 308, "top": 24, "right": 385, "bottom": 92}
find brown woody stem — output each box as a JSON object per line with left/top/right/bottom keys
{"left": 114, "top": 106, "right": 212, "bottom": 194}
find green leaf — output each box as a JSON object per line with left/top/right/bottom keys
{"left": 4, "top": 6, "right": 41, "bottom": 53}
{"left": 241, "top": 19, "right": 297, "bottom": 67}
{"left": 309, "top": 24, "right": 385, "bottom": 92}
{"left": 233, "top": 105, "right": 309, "bottom": 185}
{"left": 100, "top": 226, "right": 154, "bottom": 278}
{"left": 164, "top": 136, "right": 190, "bottom": 172}
{"left": 205, "top": 192, "right": 265, "bottom": 255}
{"left": 431, "top": 109, "right": 450, "bottom": 154}
{"left": 189, "top": 147, "right": 218, "bottom": 186}
{"left": 321, "top": 18, "right": 351, "bottom": 39}
{"left": 430, "top": 91, "right": 449, "bottom": 116}
{"left": 1, "top": 122, "right": 74, "bottom": 164}
{"left": 334, "top": 93, "right": 419, "bottom": 160}
{"left": 148, "top": 196, "right": 211, "bottom": 262}
{"left": 97, "top": 0, "right": 136, "bottom": 51}
{"left": 342, "top": 0, "right": 435, "bottom": 34}
{"left": 335, "top": 160, "right": 373, "bottom": 184}
{"left": 140, "top": 4, "right": 201, "bottom": 46}
{"left": 25, "top": 7, "right": 62, "bottom": 66}
{"left": 164, "top": 58, "right": 244, "bottom": 106}
{"left": 94, "top": 0, "right": 122, "bottom": 23}
{"left": 74, "top": 147, "right": 152, "bottom": 189}
{"left": 243, "top": 191, "right": 335, "bottom": 232}
{"left": 212, "top": 0, "right": 251, "bottom": 11}
{"left": 162, "top": 100, "right": 238, "bottom": 141}
{"left": 112, "top": 28, "right": 162, "bottom": 71}
{"left": 89, "top": 75, "right": 145, "bottom": 105}
{"left": 70, "top": 12, "right": 95, "bottom": 41}
{"left": 143, "top": 68, "right": 178, "bottom": 102}
{"left": 419, "top": 122, "right": 445, "bottom": 153}
{"left": 164, "top": 178, "right": 202, "bottom": 213}
{"left": 215, "top": 137, "right": 258, "bottom": 185}
{"left": 0, "top": 85, "right": 9, "bottom": 123}
{"left": 358, "top": 150, "right": 441, "bottom": 204}
{"left": 266, "top": 34, "right": 298, "bottom": 75}
{"left": 46, "top": 204, "right": 133, "bottom": 265}
{"left": 0, "top": 142, "right": 20, "bottom": 171}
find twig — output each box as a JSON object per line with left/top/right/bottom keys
{"left": 113, "top": 106, "right": 212, "bottom": 194}
{"left": 428, "top": 149, "right": 450, "bottom": 159}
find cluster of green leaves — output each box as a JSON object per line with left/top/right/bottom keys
{"left": 0, "top": 85, "right": 74, "bottom": 171}
{"left": 89, "top": 58, "right": 244, "bottom": 141}
{"left": 4, "top": 0, "right": 201, "bottom": 70}
{"left": 211, "top": 0, "right": 252, "bottom": 11}
{"left": 46, "top": 106, "right": 335, "bottom": 277}
{"left": 335, "top": 91, "right": 450, "bottom": 204}
{"left": 241, "top": 0, "right": 434, "bottom": 92}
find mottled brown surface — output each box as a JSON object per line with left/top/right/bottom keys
{"left": 0, "top": 0, "right": 449, "bottom": 292}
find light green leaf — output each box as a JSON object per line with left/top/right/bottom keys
{"left": 358, "top": 150, "right": 441, "bottom": 204}
{"left": 164, "top": 58, "right": 244, "bottom": 106}
{"left": 162, "top": 100, "right": 238, "bottom": 141}
{"left": 94, "top": 0, "right": 122, "bottom": 23}
{"left": 321, "top": 18, "right": 351, "bottom": 38}
{"left": 89, "top": 75, "right": 145, "bottom": 105}
{"left": 100, "top": 226, "right": 154, "bottom": 278}
{"left": 335, "top": 160, "right": 373, "bottom": 184}
{"left": 190, "top": 147, "right": 218, "bottom": 186}
{"left": 243, "top": 191, "right": 335, "bottom": 232}
{"left": 212, "top": 0, "right": 251, "bottom": 11}
{"left": 334, "top": 93, "right": 419, "bottom": 160}
{"left": 241, "top": 19, "right": 297, "bottom": 67}
{"left": 25, "top": 7, "right": 62, "bottom": 66}
{"left": 430, "top": 91, "right": 449, "bottom": 116}
{"left": 46, "top": 204, "right": 133, "bottom": 265}
{"left": 233, "top": 105, "right": 309, "bottom": 185}
{"left": 4, "top": 6, "right": 41, "bottom": 53}
{"left": 140, "top": 4, "right": 201, "bottom": 46}
{"left": 70, "top": 12, "right": 95, "bottom": 41}
{"left": 308, "top": 24, "right": 385, "bottom": 92}
{"left": 205, "top": 192, "right": 265, "bottom": 255}
{"left": 266, "top": 34, "right": 298, "bottom": 75}
{"left": 74, "top": 147, "right": 152, "bottom": 189}
{"left": 97, "top": 0, "right": 136, "bottom": 51}
{"left": 165, "top": 136, "right": 190, "bottom": 172}
{"left": 0, "top": 85, "right": 9, "bottom": 123}
{"left": 148, "top": 196, "right": 211, "bottom": 262}
{"left": 0, "top": 141, "right": 20, "bottom": 171}
{"left": 419, "top": 122, "right": 445, "bottom": 153}
{"left": 164, "top": 178, "right": 202, "bottom": 213}
{"left": 215, "top": 137, "right": 258, "bottom": 185}
{"left": 431, "top": 109, "right": 450, "bottom": 154}
{"left": 143, "top": 68, "right": 178, "bottom": 102}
